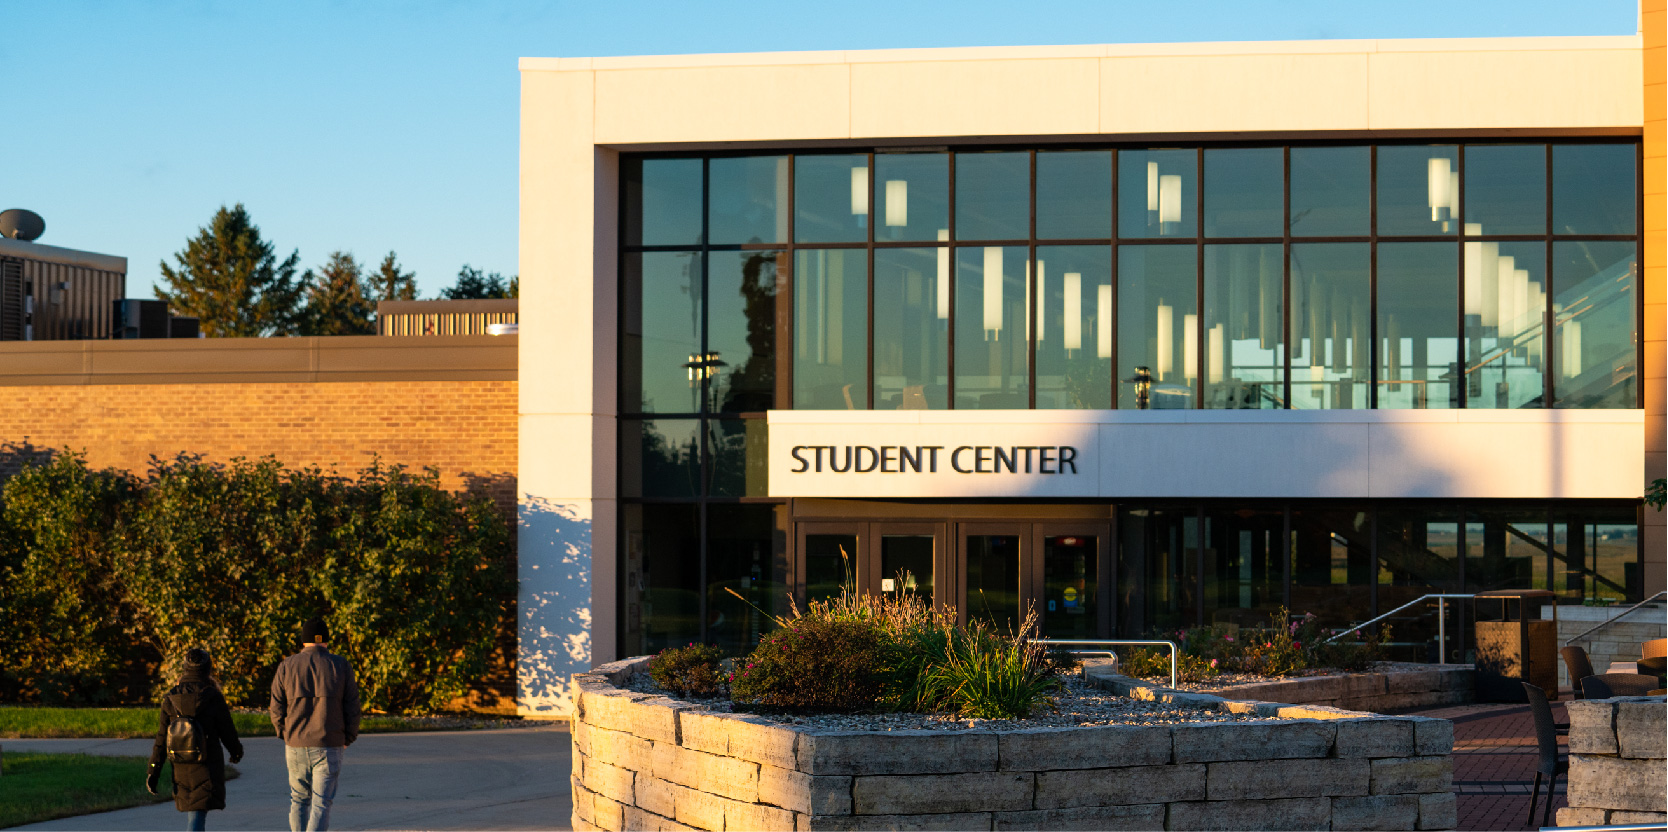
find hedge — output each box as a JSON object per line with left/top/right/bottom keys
{"left": 0, "top": 452, "right": 512, "bottom": 714}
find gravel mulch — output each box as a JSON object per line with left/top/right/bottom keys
{"left": 1131, "top": 661, "right": 1435, "bottom": 692}
{"left": 622, "top": 673, "right": 1276, "bottom": 732}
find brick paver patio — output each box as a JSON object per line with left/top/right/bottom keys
{"left": 1405, "top": 700, "right": 1570, "bottom": 831}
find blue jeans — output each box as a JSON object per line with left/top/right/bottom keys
{"left": 185, "top": 809, "right": 206, "bottom": 831}
{"left": 284, "top": 746, "right": 343, "bottom": 832}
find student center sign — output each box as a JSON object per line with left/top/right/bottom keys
{"left": 515, "top": 33, "right": 1664, "bottom": 714}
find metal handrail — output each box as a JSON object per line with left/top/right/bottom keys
{"left": 1566, "top": 590, "right": 1668, "bottom": 645}
{"left": 1322, "top": 593, "right": 1475, "bottom": 665}
{"left": 1032, "top": 639, "right": 1180, "bottom": 690}
{"left": 1541, "top": 825, "right": 1666, "bottom": 832}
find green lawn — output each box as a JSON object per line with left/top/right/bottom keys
{"left": 0, "top": 706, "right": 519, "bottom": 739}
{"left": 0, "top": 751, "right": 171, "bottom": 829}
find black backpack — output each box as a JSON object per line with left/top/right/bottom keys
{"left": 165, "top": 693, "right": 205, "bottom": 764}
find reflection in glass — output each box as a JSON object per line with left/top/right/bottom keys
{"left": 1465, "top": 507, "right": 1549, "bottom": 594}
{"left": 1204, "top": 148, "right": 1283, "bottom": 238}
{"left": 1463, "top": 241, "right": 1545, "bottom": 408}
{"left": 623, "top": 252, "right": 702, "bottom": 413}
{"left": 1377, "top": 145, "right": 1459, "bottom": 236}
{"left": 794, "top": 249, "right": 868, "bottom": 409}
{"left": 1043, "top": 534, "right": 1096, "bottom": 640}
{"left": 1290, "top": 506, "right": 1372, "bottom": 630}
{"left": 874, "top": 248, "right": 948, "bottom": 409}
{"left": 1552, "top": 506, "right": 1639, "bottom": 605}
{"left": 621, "top": 504, "right": 701, "bottom": 655}
{"left": 706, "top": 505, "right": 785, "bottom": 654}
{"left": 1037, "top": 151, "right": 1111, "bottom": 240}
{"left": 875, "top": 153, "right": 949, "bottom": 242}
{"left": 1377, "top": 508, "right": 1463, "bottom": 663}
{"left": 1463, "top": 145, "right": 1546, "bottom": 236}
{"left": 795, "top": 154, "right": 870, "bottom": 243}
{"left": 1204, "top": 245, "right": 1284, "bottom": 408}
{"left": 1553, "top": 242, "right": 1636, "bottom": 408}
{"left": 1290, "top": 146, "right": 1369, "bottom": 237}
{"left": 805, "top": 534, "right": 857, "bottom": 605}
{"left": 881, "top": 535, "right": 934, "bottom": 608}
{"left": 966, "top": 535, "right": 1021, "bottom": 633}
{"left": 955, "top": 246, "right": 1029, "bottom": 409}
{"left": 625, "top": 158, "right": 703, "bottom": 246}
{"left": 1119, "top": 149, "right": 1196, "bottom": 239}
{"left": 1118, "top": 245, "right": 1196, "bottom": 409}
{"left": 708, "top": 419, "right": 767, "bottom": 497}
{"left": 1035, "top": 246, "right": 1112, "bottom": 409}
{"left": 956, "top": 152, "right": 1029, "bottom": 241}
{"left": 1119, "top": 507, "right": 1198, "bottom": 632}
{"left": 1553, "top": 145, "right": 1636, "bottom": 235}
{"left": 707, "top": 251, "right": 779, "bottom": 412}
{"left": 1377, "top": 243, "right": 1458, "bottom": 409}
{"left": 620, "top": 418, "right": 701, "bottom": 498}
{"left": 1290, "top": 244, "right": 1370, "bottom": 409}
{"left": 708, "top": 156, "right": 787, "bottom": 244}
{"left": 1202, "top": 507, "right": 1283, "bottom": 628}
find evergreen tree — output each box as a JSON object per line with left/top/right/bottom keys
{"left": 155, "top": 204, "right": 306, "bottom": 337}
{"left": 441, "top": 265, "right": 514, "bottom": 300}
{"left": 370, "top": 251, "right": 418, "bottom": 302}
{"left": 299, "top": 251, "right": 375, "bottom": 336}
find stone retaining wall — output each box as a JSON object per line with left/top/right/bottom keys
{"left": 1107, "top": 663, "right": 1475, "bottom": 712}
{"left": 1555, "top": 696, "right": 1667, "bottom": 827}
{"left": 570, "top": 656, "right": 1457, "bottom": 831}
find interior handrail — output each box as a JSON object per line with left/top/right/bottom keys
{"left": 1322, "top": 593, "right": 1475, "bottom": 645}
{"left": 1565, "top": 590, "right": 1668, "bottom": 645}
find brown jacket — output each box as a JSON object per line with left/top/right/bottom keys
{"left": 269, "top": 645, "right": 361, "bottom": 748}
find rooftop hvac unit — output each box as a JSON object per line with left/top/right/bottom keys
{"left": 112, "top": 299, "right": 170, "bottom": 339}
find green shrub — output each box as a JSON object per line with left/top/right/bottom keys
{"left": 730, "top": 619, "right": 890, "bottom": 713}
{"left": 648, "top": 644, "right": 726, "bottom": 698}
{"left": 922, "top": 616, "right": 1061, "bottom": 719}
{"left": 1118, "top": 608, "right": 1390, "bottom": 684}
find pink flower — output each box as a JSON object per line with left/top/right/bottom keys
{"left": 1224, "top": 636, "right": 1234, "bottom": 642}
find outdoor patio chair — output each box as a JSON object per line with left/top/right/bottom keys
{"left": 1522, "top": 682, "right": 1568, "bottom": 828}
{"left": 1639, "top": 639, "right": 1666, "bottom": 683}
{"left": 1560, "top": 645, "right": 1595, "bottom": 699}
{"left": 1579, "top": 673, "right": 1659, "bottom": 699}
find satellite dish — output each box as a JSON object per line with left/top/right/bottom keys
{"left": 0, "top": 209, "right": 45, "bottom": 241}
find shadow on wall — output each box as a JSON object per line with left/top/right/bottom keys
{"left": 518, "top": 495, "right": 592, "bottom": 716}
{"left": 0, "top": 438, "right": 58, "bottom": 483}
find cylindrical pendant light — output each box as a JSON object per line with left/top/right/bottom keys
{"left": 1096, "top": 284, "right": 1112, "bottom": 359}
{"left": 1427, "top": 158, "right": 1452, "bottom": 222}
{"left": 984, "top": 247, "right": 1004, "bottom": 340}
{"left": 1496, "top": 256, "right": 1517, "bottom": 337}
{"left": 936, "top": 229, "right": 949, "bottom": 319}
{"left": 1034, "top": 260, "right": 1045, "bottom": 343}
{"left": 1183, "top": 313, "right": 1198, "bottom": 382}
{"left": 1063, "top": 272, "right": 1082, "bottom": 353}
{"left": 1156, "top": 303, "right": 1173, "bottom": 380}
{"left": 885, "top": 180, "right": 908, "bottom": 227}
{"left": 1147, "top": 161, "right": 1160, "bottom": 214}
{"left": 1159, "top": 175, "right": 1182, "bottom": 232}
{"left": 851, "top": 167, "right": 869, "bottom": 216}
{"left": 1208, "top": 323, "right": 1224, "bottom": 385}
{"left": 1563, "top": 320, "right": 1582, "bottom": 379}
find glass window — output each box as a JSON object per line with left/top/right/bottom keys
{"left": 1290, "top": 244, "right": 1370, "bottom": 409}
{"left": 873, "top": 248, "right": 948, "bottom": 409}
{"left": 1464, "top": 241, "right": 1546, "bottom": 409}
{"left": 1118, "top": 507, "right": 1198, "bottom": 633}
{"left": 1552, "top": 505, "right": 1639, "bottom": 605}
{"left": 1037, "top": 151, "right": 1111, "bottom": 240}
{"left": 875, "top": 153, "right": 949, "bottom": 242}
{"left": 795, "top": 154, "right": 870, "bottom": 243}
{"left": 1119, "top": 149, "right": 1197, "bottom": 239}
{"left": 625, "top": 158, "right": 703, "bottom": 247}
{"left": 794, "top": 249, "right": 867, "bottom": 409}
{"left": 623, "top": 252, "right": 702, "bottom": 413}
{"left": 1465, "top": 507, "right": 1549, "bottom": 594}
{"left": 1117, "top": 245, "right": 1196, "bottom": 409}
{"left": 1035, "top": 246, "right": 1112, "bottom": 409}
{"left": 706, "top": 505, "right": 786, "bottom": 654}
{"left": 1377, "top": 507, "right": 1463, "bottom": 663}
{"left": 1204, "top": 148, "right": 1282, "bottom": 238}
{"left": 1042, "top": 534, "right": 1097, "bottom": 639}
{"left": 966, "top": 534, "right": 1022, "bottom": 633}
{"left": 1204, "top": 245, "right": 1284, "bottom": 409}
{"left": 706, "top": 251, "right": 780, "bottom": 413}
{"left": 805, "top": 533, "right": 857, "bottom": 605}
{"left": 1378, "top": 145, "right": 1459, "bottom": 236}
{"left": 708, "top": 419, "right": 768, "bottom": 497}
{"left": 1290, "top": 146, "right": 1369, "bottom": 237}
{"left": 621, "top": 504, "right": 702, "bottom": 655}
{"left": 1202, "top": 507, "right": 1284, "bottom": 628}
{"left": 620, "top": 419, "right": 701, "bottom": 498}
{"left": 955, "top": 152, "right": 1029, "bottom": 241}
{"left": 1464, "top": 145, "right": 1546, "bottom": 236}
{"left": 1553, "top": 144, "right": 1636, "bottom": 235}
{"left": 708, "top": 156, "right": 787, "bottom": 245}
{"left": 880, "top": 534, "right": 934, "bottom": 607}
{"left": 1553, "top": 241, "right": 1636, "bottom": 408}
{"left": 1377, "top": 243, "right": 1459, "bottom": 409}
{"left": 1290, "top": 506, "right": 1373, "bottom": 630}
{"left": 955, "top": 246, "right": 1029, "bottom": 409}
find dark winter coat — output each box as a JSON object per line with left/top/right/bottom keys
{"left": 148, "top": 672, "right": 244, "bottom": 812}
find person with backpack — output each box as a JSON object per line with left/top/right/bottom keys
{"left": 270, "top": 616, "right": 361, "bottom": 832}
{"left": 146, "top": 648, "right": 244, "bottom": 832}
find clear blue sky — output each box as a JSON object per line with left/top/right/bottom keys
{"left": 4, "top": 1, "right": 1640, "bottom": 300}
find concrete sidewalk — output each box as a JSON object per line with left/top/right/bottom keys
{"left": 6, "top": 724, "right": 574, "bottom": 831}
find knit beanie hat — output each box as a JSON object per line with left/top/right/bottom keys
{"left": 300, "top": 617, "right": 330, "bottom": 646}
{"left": 182, "top": 648, "right": 212, "bottom": 675}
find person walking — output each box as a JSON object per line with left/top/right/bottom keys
{"left": 146, "top": 648, "right": 244, "bottom": 832}
{"left": 270, "top": 616, "right": 361, "bottom": 832}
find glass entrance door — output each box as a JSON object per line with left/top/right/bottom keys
{"left": 1033, "top": 524, "right": 1109, "bottom": 639}
{"left": 961, "top": 525, "right": 1025, "bottom": 633}
{"left": 879, "top": 533, "right": 936, "bottom": 607}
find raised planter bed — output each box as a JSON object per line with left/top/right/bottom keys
{"left": 569, "top": 656, "right": 1458, "bottom": 831}
{"left": 1114, "top": 662, "right": 1476, "bottom": 712}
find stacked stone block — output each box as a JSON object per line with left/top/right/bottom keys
{"left": 569, "top": 657, "right": 1457, "bottom": 831}
{"left": 1112, "top": 665, "right": 1475, "bottom": 712}
{"left": 1555, "top": 697, "right": 1667, "bottom": 827}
